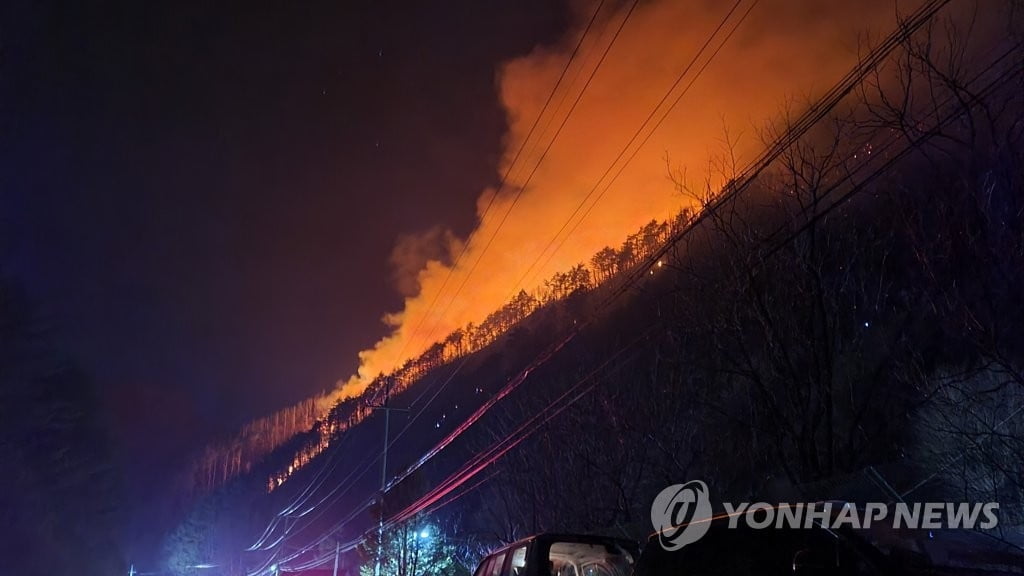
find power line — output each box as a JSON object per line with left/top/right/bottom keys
{"left": 245, "top": 2, "right": 613, "bottom": 553}
{"left": 373, "top": 0, "right": 755, "bottom": 508}
{"left": 386, "top": 330, "right": 654, "bottom": 528}
{"left": 376, "top": 0, "right": 747, "bottom": 501}
{"left": 247, "top": 425, "right": 363, "bottom": 551}
{"left": 281, "top": 327, "right": 654, "bottom": 571}
{"left": 763, "top": 40, "right": 1023, "bottom": 260}
{"left": 367, "top": 0, "right": 611, "bottom": 398}
{"left": 531, "top": 0, "right": 760, "bottom": 285}
{"left": 397, "top": 0, "right": 947, "bottom": 540}
{"left": 600, "top": 0, "right": 952, "bottom": 311}
{"left": 299, "top": 14, "right": 991, "bottom": 561}
{"left": 362, "top": 0, "right": 694, "bottom": 500}
{"left": 406, "top": 0, "right": 641, "bottom": 363}
{"left": 262, "top": 2, "right": 646, "bottom": 546}
{"left": 251, "top": 0, "right": 954, "bottom": 570}
{"left": 248, "top": 430, "right": 354, "bottom": 550}
{"left": 513, "top": 0, "right": 753, "bottom": 296}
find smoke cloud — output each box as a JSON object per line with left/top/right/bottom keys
{"left": 389, "top": 226, "right": 463, "bottom": 299}
{"left": 333, "top": 0, "right": 919, "bottom": 399}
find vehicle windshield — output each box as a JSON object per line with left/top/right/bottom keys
{"left": 549, "top": 541, "right": 634, "bottom": 576}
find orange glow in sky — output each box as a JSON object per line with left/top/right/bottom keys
{"left": 333, "top": 0, "right": 918, "bottom": 400}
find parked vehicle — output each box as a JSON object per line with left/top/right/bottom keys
{"left": 473, "top": 533, "right": 639, "bottom": 576}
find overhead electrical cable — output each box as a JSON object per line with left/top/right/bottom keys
{"left": 249, "top": 0, "right": 954, "bottom": 571}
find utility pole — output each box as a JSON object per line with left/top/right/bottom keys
{"left": 332, "top": 539, "right": 341, "bottom": 576}
{"left": 369, "top": 377, "right": 408, "bottom": 576}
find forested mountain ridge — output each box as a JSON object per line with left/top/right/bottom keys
{"left": 186, "top": 211, "right": 691, "bottom": 495}
{"left": 166, "top": 11, "right": 1024, "bottom": 573}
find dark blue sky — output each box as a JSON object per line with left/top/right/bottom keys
{"left": 1, "top": 0, "right": 567, "bottom": 509}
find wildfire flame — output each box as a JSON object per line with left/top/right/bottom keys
{"left": 334, "top": 0, "right": 909, "bottom": 398}
{"left": 195, "top": 0, "right": 920, "bottom": 493}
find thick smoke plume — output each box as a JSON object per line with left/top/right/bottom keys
{"left": 333, "top": 0, "right": 917, "bottom": 399}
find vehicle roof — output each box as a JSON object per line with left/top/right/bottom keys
{"left": 490, "top": 532, "right": 638, "bottom": 555}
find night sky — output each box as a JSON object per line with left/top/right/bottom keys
{"left": 2, "top": 0, "right": 567, "bottom": 505}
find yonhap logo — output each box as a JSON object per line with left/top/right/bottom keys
{"left": 650, "top": 480, "right": 713, "bottom": 550}
{"left": 650, "top": 479, "right": 1001, "bottom": 551}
